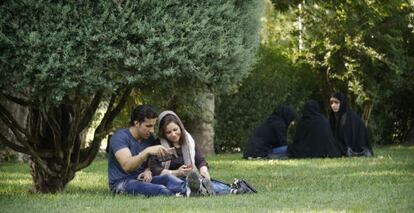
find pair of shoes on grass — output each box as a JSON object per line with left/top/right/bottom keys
{"left": 230, "top": 179, "right": 257, "bottom": 194}
{"left": 186, "top": 171, "right": 215, "bottom": 197}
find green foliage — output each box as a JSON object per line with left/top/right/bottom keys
{"left": 215, "top": 44, "right": 314, "bottom": 152}
{"left": 134, "top": 0, "right": 263, "bottom": 121}
{"left": 108, "top": 0, "right": 263, "bottom": 126}
{"left": 1, "top": 0, "right": 262, "bottom": 107}
{"left": 215, "top": 4, "right": 323, "bottom": 152}
{"left": 0, "top": 0, "right": 263, "bottom": 138}
{"left": 1, "top": 146, "right": 413, "bottom": 212}
{"left": 368, "top": 2, "right": 414, "bottom": 144}
{"left": 1, "top": 1, "right": 131, "bottom": 105}
{"left": 297, "top": 0, "right": 414, "bottom": 144}
{"left": 270, "top": 0, "right": 302, "bottom": 11}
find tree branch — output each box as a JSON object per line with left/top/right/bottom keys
{"left": 1, "top": 115, "right": 38, "bottom": 155}
{"left": 68, "top": 93, "right": 103, "bottom": 172}
{"left": 0, "top": 132, "right": 29, "bottom": 154}
{"left": 30, "top": 109, "right": 42, "bottom": 146}
{"left": 79, "top": 91, "right": 103, "bottom": 131}
{"left": 0, "top": 106, "right": 50, "bottom": 163}
{"left": 99, "top": 87, "right": 132, "bottom": 136}
{"left": 76, "top": 87, "right": 132, "bottom": 171}
{"left": 2, "top": 94, "right": 31, "bottom": 106}
{"left": 0, "top": 131, "right": 55, "bottom": 159}
{"left": 106, "top": 90, "right": 132, "bottom": 129}
{"left": 64, "top": 101, "right": 83, "bottom": 177}
{"left": 0, "top": 103, "right": 35, "bottom": 143}
{"left": 0, "top": 109, "right": 57, "bottom": 175}
{"left": 66, "top": 92, "right": 103, "bottom": 170}
{"left": 40, "top": 107, "right": 63, "bottom": 160}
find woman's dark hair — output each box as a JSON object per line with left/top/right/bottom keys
{"left": 159, "top": 114, "right": 184, "bottom": 145}
{"left": 129, "top": 104, "right": 157, "bottom": 126}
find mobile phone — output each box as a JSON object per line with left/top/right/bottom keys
{"left": 157, "top": 153, "right": 175, "bottom": 162}
{"left": 166, "top": 147, "right": 177, "bottom": 156}
{"left": 157, "top": 148, "right": 177, "bottom": 162}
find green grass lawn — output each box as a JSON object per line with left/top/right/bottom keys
{"left": 0, "top": 146, "right": 413, "bottom": 212}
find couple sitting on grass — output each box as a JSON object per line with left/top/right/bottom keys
{"left": 108, "top": 104, "right": 256, "bottom": 197}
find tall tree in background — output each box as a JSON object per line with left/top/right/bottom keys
{"left": 0, "top": 0, "right": 262, "bottom": 193}
{"left": 297, "top": 0, "right": 414, "bottom": 143}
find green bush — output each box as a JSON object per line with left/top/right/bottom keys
{"left": 215, "top": 45, "right": 319, "bottom": 153}
{"left": 370, "top": 75, "right": 414, "bottom": 145}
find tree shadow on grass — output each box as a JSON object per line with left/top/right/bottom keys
{"left": 64, "top": 185, "right": 110, "bottom": 196}
{"left": 0, "top": 180, "right": 111, "bottom": 197}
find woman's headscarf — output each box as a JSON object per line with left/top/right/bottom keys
{"left": 332, "top": 92, "right": 348, "bottom": 116}
{"left": 273, "top": 105, "right": 297, "bottom": 126}
{"left": 157, "top": 111, "right": 196, "bottom": 171}
{"left": 289, "top": 100, "right": 342, "bottom": 158}
{"left": 328, "top": 92, "right": 373, "bottom": 155}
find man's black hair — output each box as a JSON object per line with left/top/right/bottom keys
{"left": 129, "top": 104, "right": 157, "bottom": 126}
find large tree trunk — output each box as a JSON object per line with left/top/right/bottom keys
{"left": 29, "top": 158, "right": 75, "bottom": 193}
{"left": 187, "top": 91, "right": 215, "bottom": 156}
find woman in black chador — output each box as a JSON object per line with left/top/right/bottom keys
{"left": 329, "top": 92, "right": 373, "bottom": 157}
{"left": 243, "top": 105, "right": 296, "bottom": 159}
{"left": 288, "top": 100, "right": 342, "bottom": 158}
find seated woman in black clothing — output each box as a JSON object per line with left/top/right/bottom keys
{"left": 329, "top": 92, "right": 373, "bottom": 157}
{"left": 149, "top": 111, "right": 254, "bottom": 195}
{"left": 243, "top": 105, "right": 296, "bottom": 159}
{"left": 288, "top": 100, "right": 342, "bottom": 158}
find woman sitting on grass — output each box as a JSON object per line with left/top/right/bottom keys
{"left": 329, "top": 92, "right": 373, "bottom": 157}
{"left": 149, "top": 110, "right": 256, "bottom": 196}
{"left": 288, "top": 100, "right": 342, "bottom": 158}
{"left": 243, "top": 105, "right": 297, "bottom": 159}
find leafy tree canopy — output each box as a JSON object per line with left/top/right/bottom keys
{"left": 1, "top": 0, "right": 262, "bottom": 106}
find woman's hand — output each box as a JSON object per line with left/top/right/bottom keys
{"left": 177, "top": 165, "right": 192, "bottom": 177}
{"left": 199, "top": 166, "right": 210, "bottom": 180}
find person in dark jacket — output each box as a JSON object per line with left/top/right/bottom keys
{"left": 243, "top": 105, "right": 296, "bottom": 159}
{"left": 288, "top": 100, "right": 342, "bottom": 158}
{"left": 329, "top": 92, "right": 373, "bottom": 157}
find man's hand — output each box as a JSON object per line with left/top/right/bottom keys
{"left": 137, "top": 169, "right": 152, "bottom": 183}
{"left": 144, "top": 145, "right": 169, "bottom": 158}
{"left": 115, "top": 145, "right": 168, "bottom": 173}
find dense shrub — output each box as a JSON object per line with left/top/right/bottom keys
{"left": 215, "top": 45, "right": 320, "bottom": 153}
